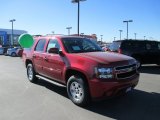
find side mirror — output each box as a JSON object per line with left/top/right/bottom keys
{"left": 48, "top": 48, "right": 59, "bottom": 54}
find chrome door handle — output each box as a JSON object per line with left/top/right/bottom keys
{"left": 33, "top": 54, "right": 36, "bottom": 58}
{"left": 44, "top": 57, "right": 48, "bottom": 61}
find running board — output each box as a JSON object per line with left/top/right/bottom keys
{"left": 36, "top": 75, "right": 66, "bottom": 87}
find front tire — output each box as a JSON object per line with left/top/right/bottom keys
{"left": 135, "top": 58, "right": 141, "bottom": 68}
{"left": 27, "top": 64, "right": 38, "bottom": 83}
{"left": 67, "top": 75, "right": 90, "bottom": 107}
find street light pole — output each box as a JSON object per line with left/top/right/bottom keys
{"left": 123, "top": 20, "right": 133, "bottom": 40}
{"left": 52, "top": 31, "right": 54, "bottom": 35}
{"left": 119, "top": 30, "right": 123, "bottom": 40}
{"left": 114, "top": 37, "right": 116, "bottom": 41}
{"left": 9, "top": 19, "right": 16, "bottom": 46}
{"left": 144, "top": 36, "right": 146, "bottom": 40}
{"left": 100, "top": 35, "right": 103, "bottom": 44}
{"left": 71, "top": 0, "right": 86, "bottom": 36}
{"left": 134, "top": 33, "right": 137, "bottom": 40}
{"left": 78, "top": 0, "right": 80, "bottom": 36}
{"left": 66, "top": 27, "right": 72, "bottom": 35}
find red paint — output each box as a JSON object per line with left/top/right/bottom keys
{"left": 23, "top": 36, "right": 139, "bottom": 99}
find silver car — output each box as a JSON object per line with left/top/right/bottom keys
{"left": 6, "top": 47, "right": 20, "bottom": 57}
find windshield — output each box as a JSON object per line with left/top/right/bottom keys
{"left": 62, "top": 38, "right": 102, "bottom": 53}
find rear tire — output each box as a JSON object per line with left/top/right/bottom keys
{"left": 11, "top": 52, "right": 16, "bottom": 57}
{"left": 27, "top": 64, "right": 38, "bottom": 83}
{"left": 67, "top": 75, "right": 90, "bottom": 107}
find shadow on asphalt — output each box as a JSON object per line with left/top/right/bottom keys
{"left": 86, "top": 90, "right": 160, "bottom": 120}
{"left": 34, "top": 79, "right": 160, "bottom": 120}
{"left": 35, "top": 78, "right": 68, "bottom": 98}
{"left": 139, "top": 65, "right": 160, "bottom": 74}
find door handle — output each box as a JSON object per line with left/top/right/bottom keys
{"left": 33, "top": 54, "right": 36, "bottom": 58}
{"left": 44, "top": 57, "right": 48, "bottom": 61}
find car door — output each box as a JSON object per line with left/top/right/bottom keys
{"left": 42, "top": 39, "right": 65, "bottom": 82}
{"left": 33, "top": 39, "right": 47, "bottom": 75}
{"left": 146, "top": 42, "right": 160, "bottom": 63}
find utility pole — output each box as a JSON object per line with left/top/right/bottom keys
{"left": 9, "top": 19, "right": 16, "bottom": 46}
{"left": 66, "top": 27, "right": 72, "bottom": 35}
{"left": 123, "top": 20, "right": 133, "bottom": 40}
{"left": 119, "top": 30, "right": 123, "bottom": 40}
{"left": 100, "top": 35, "right": 103, "bottom": 44}
{"left": 134, "top": 33, "right": 137, "bottom": 40}
{"left": 71, "top": 0, "right": 86, "bottom": 36}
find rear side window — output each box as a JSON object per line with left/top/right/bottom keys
{"left": 145, "top": 42, "right": 159, "bottom": 50}
{"left": 35, "top": 39, "right": 46, "bottom": 52}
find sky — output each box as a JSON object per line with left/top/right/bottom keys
{"left": 0, "top": 0, "right": 160, "bottom": 42}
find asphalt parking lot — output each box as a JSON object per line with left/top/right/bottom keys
{"left": 0, "top": 56, "right": 160, "bottom": 120}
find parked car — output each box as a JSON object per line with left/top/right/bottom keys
{"left": 109, "top": 40, "right": 160, "bottom": 66}
{"left": 23, "top": 35, "right": 139, "bottom": 107}
{"left": 16, "top": 48, "right": 23, "bottom": 57}
{"left": 6, "top": 47, "right": 21, "bottom": 57}
{"left": 0, "top": 47, "right": 8, "bottom": 55}
{"left": 102, "top": 44, "right": 110, "bottom": 51}
{"left": 0, "top": 47, "right": 4, "bottom": 55}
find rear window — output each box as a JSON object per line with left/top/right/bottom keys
{"left": 109, "top": 42, "right": 121, "bottom": 51}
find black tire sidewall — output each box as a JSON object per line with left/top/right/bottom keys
{"left": 11, "top": 52, "right": 16, "bottom": 57}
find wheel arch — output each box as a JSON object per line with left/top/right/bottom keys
{"left": 65, "top": 69, "right": 89, "bottom": 87}
{"left": 25, "top": 59, "right": 33, "bottom": 68}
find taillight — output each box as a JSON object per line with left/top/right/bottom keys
{"left": 118, "top": 48, "right": 122, "bottom": 54}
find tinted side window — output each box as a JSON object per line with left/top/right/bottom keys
{"left": 146, "top": 43, "right": 151, "bottom": 50}
{"left": 121, "top": 41, "right": 145, "bottom": 50}
{"left": 46, "top": 39, "right": 60, "bottom": 53}
{"left": 145, "top": 42, "right": 159, "bottom": 50}
{"left": 35, "top": 39, "right": 46, "bottom": 52}
{"left": 121, "top": 42, "right": 132, "bottom": 49}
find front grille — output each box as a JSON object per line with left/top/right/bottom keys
{"left": 116, "top": 64, "right": 136, "bottom": 70}
{"left": 115, "top": 64, "right": 137, "bottom": 79}
{"left": 117, "top": 70, "right": 136, "bottom": 79}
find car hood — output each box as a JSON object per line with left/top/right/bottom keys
{"left": 73, "top": 52, "right": 135, "bottom": 65}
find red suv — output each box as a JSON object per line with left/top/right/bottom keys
{"left": 23, "top": 35, "right": 139, "bottom": 106}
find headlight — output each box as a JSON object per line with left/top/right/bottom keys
{"left": 95, "top": 67, "right": 114, "bottom": 79}
{"left": 133, "top": 59, "right": 140, "bottom": 68}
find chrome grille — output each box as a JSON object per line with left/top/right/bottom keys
{"left": 115, "top": 64, "right": 137, "bottom": 79}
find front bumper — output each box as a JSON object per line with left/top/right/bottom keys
{"left": 88, "top": 73, "right": 139, "bottom": 99}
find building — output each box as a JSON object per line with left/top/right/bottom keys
{"left": 0, "top": 28, "right": 27, "bottom": 46}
